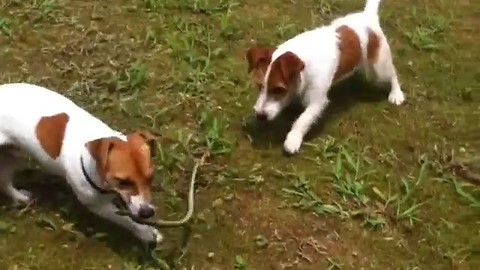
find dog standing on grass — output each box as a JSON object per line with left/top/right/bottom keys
{"left": 246, "top": 0, "right": 405, "bottom": 155}
{"left": 0, "top": 83, "right": 163, "bottom": 246}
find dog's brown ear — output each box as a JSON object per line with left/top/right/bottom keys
{"left": 265, "top": 52, "right": 304, "bottom": 94}
{"left": 277, "top": 52, "right": 305, "bottom": 83}
{"left": 246, "top": 46, "right": 275, "bottom": 72}
{"left": 126, "top": 131, "right": 156, "bottom": 179}
{"left": 246, "top": 46, "right": 276, "bottom": 85}
{"left": 129, "top": 131, "right": 157, "bottom": 158}
{"left": 139, "top": 131, "right": 156, "bottom": 158}
{"left": 85, "top": 138, "right": 116, "bottom": 172}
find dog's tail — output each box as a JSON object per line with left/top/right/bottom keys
{"left": 364, "top": 0, "right": 382, "bottom": 15}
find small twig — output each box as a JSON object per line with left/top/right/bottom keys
{"left": 296, "top": 250, "right": 312, "bottom": 263}
{"left": 299, "top": 236, "right": 327, "bottom": 255}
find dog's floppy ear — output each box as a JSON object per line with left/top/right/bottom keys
{"left": 126, "top": 131, "right": 157, "bottom": 178}
{"left": 246, "top": 46, "right": 275, "bottom": 72}
{"left": 138, "top": 131, "right": 157, "bottom": 158}
{"left": 85, "top": 138, "right": 116, "bottom": 172}
{"left": 266, "top": 52, "right": 304, "bottom": 94}
{"left": 129, "top": 131, "right": 157, "bottom": 158}
{"left": 246, "top": 46, "right": 276, "bottom": 85}
{"left": 277, "top": 52, "right": 305, "bottom": 82}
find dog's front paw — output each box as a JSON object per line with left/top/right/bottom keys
{"left": 283, "top": 131, "right": 303, "bottom": 156}
{"left": 388, "top": 90, "right": 405, "bottom": 105}
{"left": 138, "top": 226, "right": 163, "bottom": 249}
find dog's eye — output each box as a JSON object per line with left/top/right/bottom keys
{"left": 271, "top": 87, "right": 285, "bottom": 93}
{"left": 116, "top": 179, "right": 134, "bottom": 189}
{"left": 269, "top": 87, "right": 287, "bottom": 97}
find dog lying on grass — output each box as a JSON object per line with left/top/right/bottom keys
{"left": 0, "top": 82, "right": 196, "bottom": 248}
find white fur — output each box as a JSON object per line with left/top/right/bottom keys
{"left": 129, "top": 194, "right": 145, "bottom": 214}
{"left": 254, "top": 0, "right": 405, "bottom": 154}
{"left": 0, "top": 83, "right": 161, "bottom": 245}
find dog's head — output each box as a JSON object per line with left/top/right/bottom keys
{"left": 85, "top": 131, "right": 158, "bottom": 219}
{"left": 246, "top": 46, "right": 305, "bottom": 121}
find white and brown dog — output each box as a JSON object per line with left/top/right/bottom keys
{"left": 246, "top": 0, "right": 405, "bottom": 155}
{"left": 0, "top": 83, "right": 163, "bottom": 245}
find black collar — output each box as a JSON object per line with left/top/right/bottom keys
{"left": 80, "top": 156, "right": 114, "bottom": 194}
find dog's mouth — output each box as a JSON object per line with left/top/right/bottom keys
{"left": 112, "top": 193, "right": 129, "bottom": 212}
{"left": 112, "top": 193, "right": 154, "bottom": 220}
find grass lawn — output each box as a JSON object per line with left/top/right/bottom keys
{"left": 0, "top": 0, "right": 479, "bottom": 269}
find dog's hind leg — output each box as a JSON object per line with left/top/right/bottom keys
{"left": 0, "top": 134, "right": 32, "bottom": 205}
{"left": 368, "top": 31, "right": 405, "bottom": 105}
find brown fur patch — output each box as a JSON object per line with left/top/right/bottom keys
{"left": 35, "top": 113, "right": 70, "bottom": 159}
{"left": 367, "top": 28, "right": 380, "bottom": 63}
{"left": 266, "top": 52, "right": 305, "bottom": 99}
{"left": 85, "top": 137, "right": 117, "bottom": 181}
{"left": 333, "top": 25, "right": 362, "bottom": 81}
{"left": 246, "top": 47, "right": 276, "bottom": 86}
{"left": 85, "top": 131, "right": 157, "bottom": 199}
{"left": 127, "top": 131, "right": 156, "bottom": 181}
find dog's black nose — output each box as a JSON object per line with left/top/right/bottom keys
{"left": 255, "top": 112, "right": 267, "bottom": 121}
{"left": 138, "top": 205, "right": 155, "bottom": 219}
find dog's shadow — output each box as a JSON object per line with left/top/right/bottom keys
{"left": 3, "top": 168, "right": 186, "bottom": 266}
{"left": 243, "top": 73, "right": 389, "bottom": 149}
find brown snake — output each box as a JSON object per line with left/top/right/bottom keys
{"left": 115, "top": 154, "right": 206, "bottom": 227}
